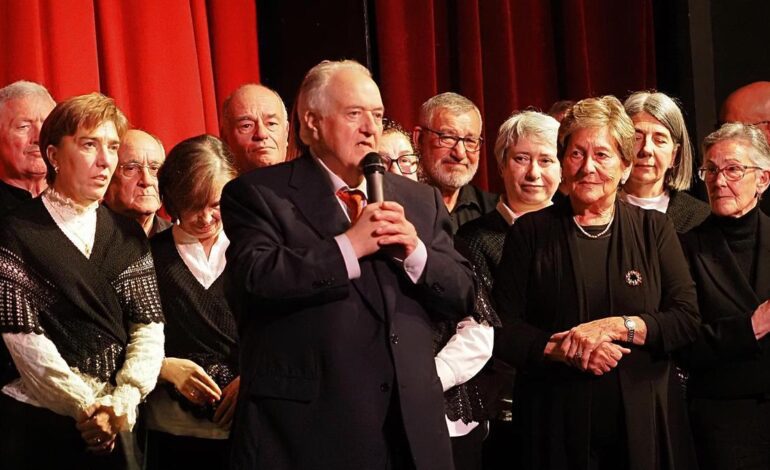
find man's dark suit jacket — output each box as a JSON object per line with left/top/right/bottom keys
{"left": 221, "top": 154, "right": 475, "bottom": 470}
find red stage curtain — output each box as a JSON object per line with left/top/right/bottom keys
{"left": 375, "top": 0, "right": 656, "bottom": 193}
{"left": 0, "top": 0, "right": 260, "bottom": 151}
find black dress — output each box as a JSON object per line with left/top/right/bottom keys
{"left": 492, "top": 199, "right": 700, "bottom": 470}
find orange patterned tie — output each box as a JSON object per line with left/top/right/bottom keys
{"left": 336, "top": 188, "right": 366, "bottom": 221}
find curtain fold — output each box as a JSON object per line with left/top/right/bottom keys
{"left": 375, "top": 0, "right": 656, "bottom": 193}
{"left": 0, "top": 0, "right": 260, "bottom": 151}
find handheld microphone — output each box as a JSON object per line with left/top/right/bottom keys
{"left": 362, "top": 152, "right": 386, "bottom": 203}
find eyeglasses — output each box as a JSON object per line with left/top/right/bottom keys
{"left": 380, "top": 153, "right": 419, "bottom": 175}
{"left": 698, "top": 163, "right": 763, "bottom": 181}
{"left": 421, "top": 127, "right": 483, "bottom": 152}
{"left": 118, "top": 162, "right": 162, "bottom": 178}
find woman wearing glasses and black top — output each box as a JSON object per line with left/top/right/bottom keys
{"left": 679, "top": 123, "right": 770, "bottom": 469}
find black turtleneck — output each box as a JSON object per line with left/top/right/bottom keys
{"left": 715, "top": 206, "right": 759, "bottom": 285}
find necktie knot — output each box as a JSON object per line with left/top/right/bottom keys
{"left": 336, "top": 188, "right": 366, "bottom": 221}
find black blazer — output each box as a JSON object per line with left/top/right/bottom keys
{"left": 679, "top": 212, "right": 770, "bottom": 398}
{"left": 492, "top": 200, "right": 700, "bottom": 470}
{"left": 221, "top": 154, "right": 475, "bottom": 470}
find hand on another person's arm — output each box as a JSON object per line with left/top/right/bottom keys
{"left": 213, "top": 376, "right": 240, "bottom": 428}
{"left": 160, "top": 357, "right": 222, "bottom": 405}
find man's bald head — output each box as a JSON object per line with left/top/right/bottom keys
{"left": 721, "top": 81, "right": 770, "bottom": 143}
{"left": 221, "top": 84, "right": 289, "bottom": 172}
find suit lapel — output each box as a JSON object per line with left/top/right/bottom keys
{"left": 696, "top": 219, "right": 759, "bottom": 311}
{"left": 288, "top": 155, "right": 386, "bottom": 320}
{"left": 288, "top": 156, "right": 349, "bottom": 239}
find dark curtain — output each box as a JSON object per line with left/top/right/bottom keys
{"left": 374, "top": 0, "right": 656, "bottom": 193}
{"left": 0, "top": 0, "right": 261, "bottom": 150}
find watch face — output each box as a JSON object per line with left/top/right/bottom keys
{"left": 625, "top": 318, "right": 636, "bottom": 329}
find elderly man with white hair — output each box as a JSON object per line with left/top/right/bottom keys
{"left": 0, "top": 80, "right": 55, "bottom": 215}
{"left": 222, "top": 59, "right": 474, "bottom": 470}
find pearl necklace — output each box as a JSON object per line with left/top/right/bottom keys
{"left": 572, "top": 211, "right": 615, "bottom": 239}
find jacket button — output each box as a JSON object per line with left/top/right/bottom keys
{"left": 380, "top": 383, "right": 390, "bottom": 392}
{"left": 431, "top": 282, "right": 444, "bottom": 293}
{"left": 390, "top": 334, "right": 399, "bottom": 345}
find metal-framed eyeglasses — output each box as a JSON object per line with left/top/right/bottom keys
{"left": 118, "top": 162, "right": 162, "bottom": 178}
{"left": 698, "top": 163, "right": 763, "bottom": 182}
{"left": 421, "top": 127, "right": 484, "bottom": 152}
{"left": 379, "top": 153, "right": 420, "bottom": 175}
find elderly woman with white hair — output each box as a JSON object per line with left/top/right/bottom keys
{"left": 621, "top": 91, "right": 710, "bottom": 233}
{"left": 679, "top": 122, "right": 770, "bottom": 469}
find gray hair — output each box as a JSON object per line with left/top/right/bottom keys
{"left": 0, "top": 80, "right": 54, "bottom": 107}
{"left": 221, "top": 83, "right": 288, "bottom": 124}
{"left": 418, "top": 92, "right": 481, "bottom": 128}
{"left": 702, "top": 122, "right": 770, "bottom": 170}
{"left": 624, "top": 91, "right": 694, "bottom": 190}
{"left": 297, "top": 60, "right": 372, "bottom": 144}
{"left": 494, "top": 110, "right": 559, "bottom": 169}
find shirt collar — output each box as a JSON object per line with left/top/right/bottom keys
{"left": 312, "top": 154, "right": 367, "bottom": 194}
{"left": 496, "top": 196, "right": 553, "bottom": 225}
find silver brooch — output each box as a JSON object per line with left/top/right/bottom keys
{"left": 625, "top": 270, "right": 643, "bottom": 286}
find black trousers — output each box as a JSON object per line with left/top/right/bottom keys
{"left": 0, "top": 393, "right": 126, "bottom": 470}
{"left": 690, "top": 396, "right": 770, "bottom": 470}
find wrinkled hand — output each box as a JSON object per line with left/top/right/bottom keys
{"left": 554, "top": 317, "right": 624, "bottom": 370}
{"left": 213, "top": 376, "right": 240, "bottom": 428}
{"left": 583, "top": 342, "right": 631, "bottom": 375}
{"left": 372, "top": 201, "right": 418, "bottom": 259}
{"left": 161, "top": 357, "right": 222, "bottom": 405}
{"left": 76, "top": 405, "right": 125, "bottom": 454}
{"left": 345, "top": 202, "right": 418, "bottom": 259}
{"left": 752, "top": 300, "right": 770, "bottom": 340}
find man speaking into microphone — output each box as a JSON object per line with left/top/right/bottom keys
{"left": 221, "top": 59, "right": 475, "bottom": 470}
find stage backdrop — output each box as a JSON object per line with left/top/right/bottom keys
{"left": 374, "top": 0, "right": 656, "bottom": 193}
{"left": 0, "top": 0, "right": 260, "bottom": 151}
{"left": 1, "top": 0, "right": 655, "bottom": 193}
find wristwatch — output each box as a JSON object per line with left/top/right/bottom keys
{"left": 622, "top": 315, "right": 636, "bottom": 343}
